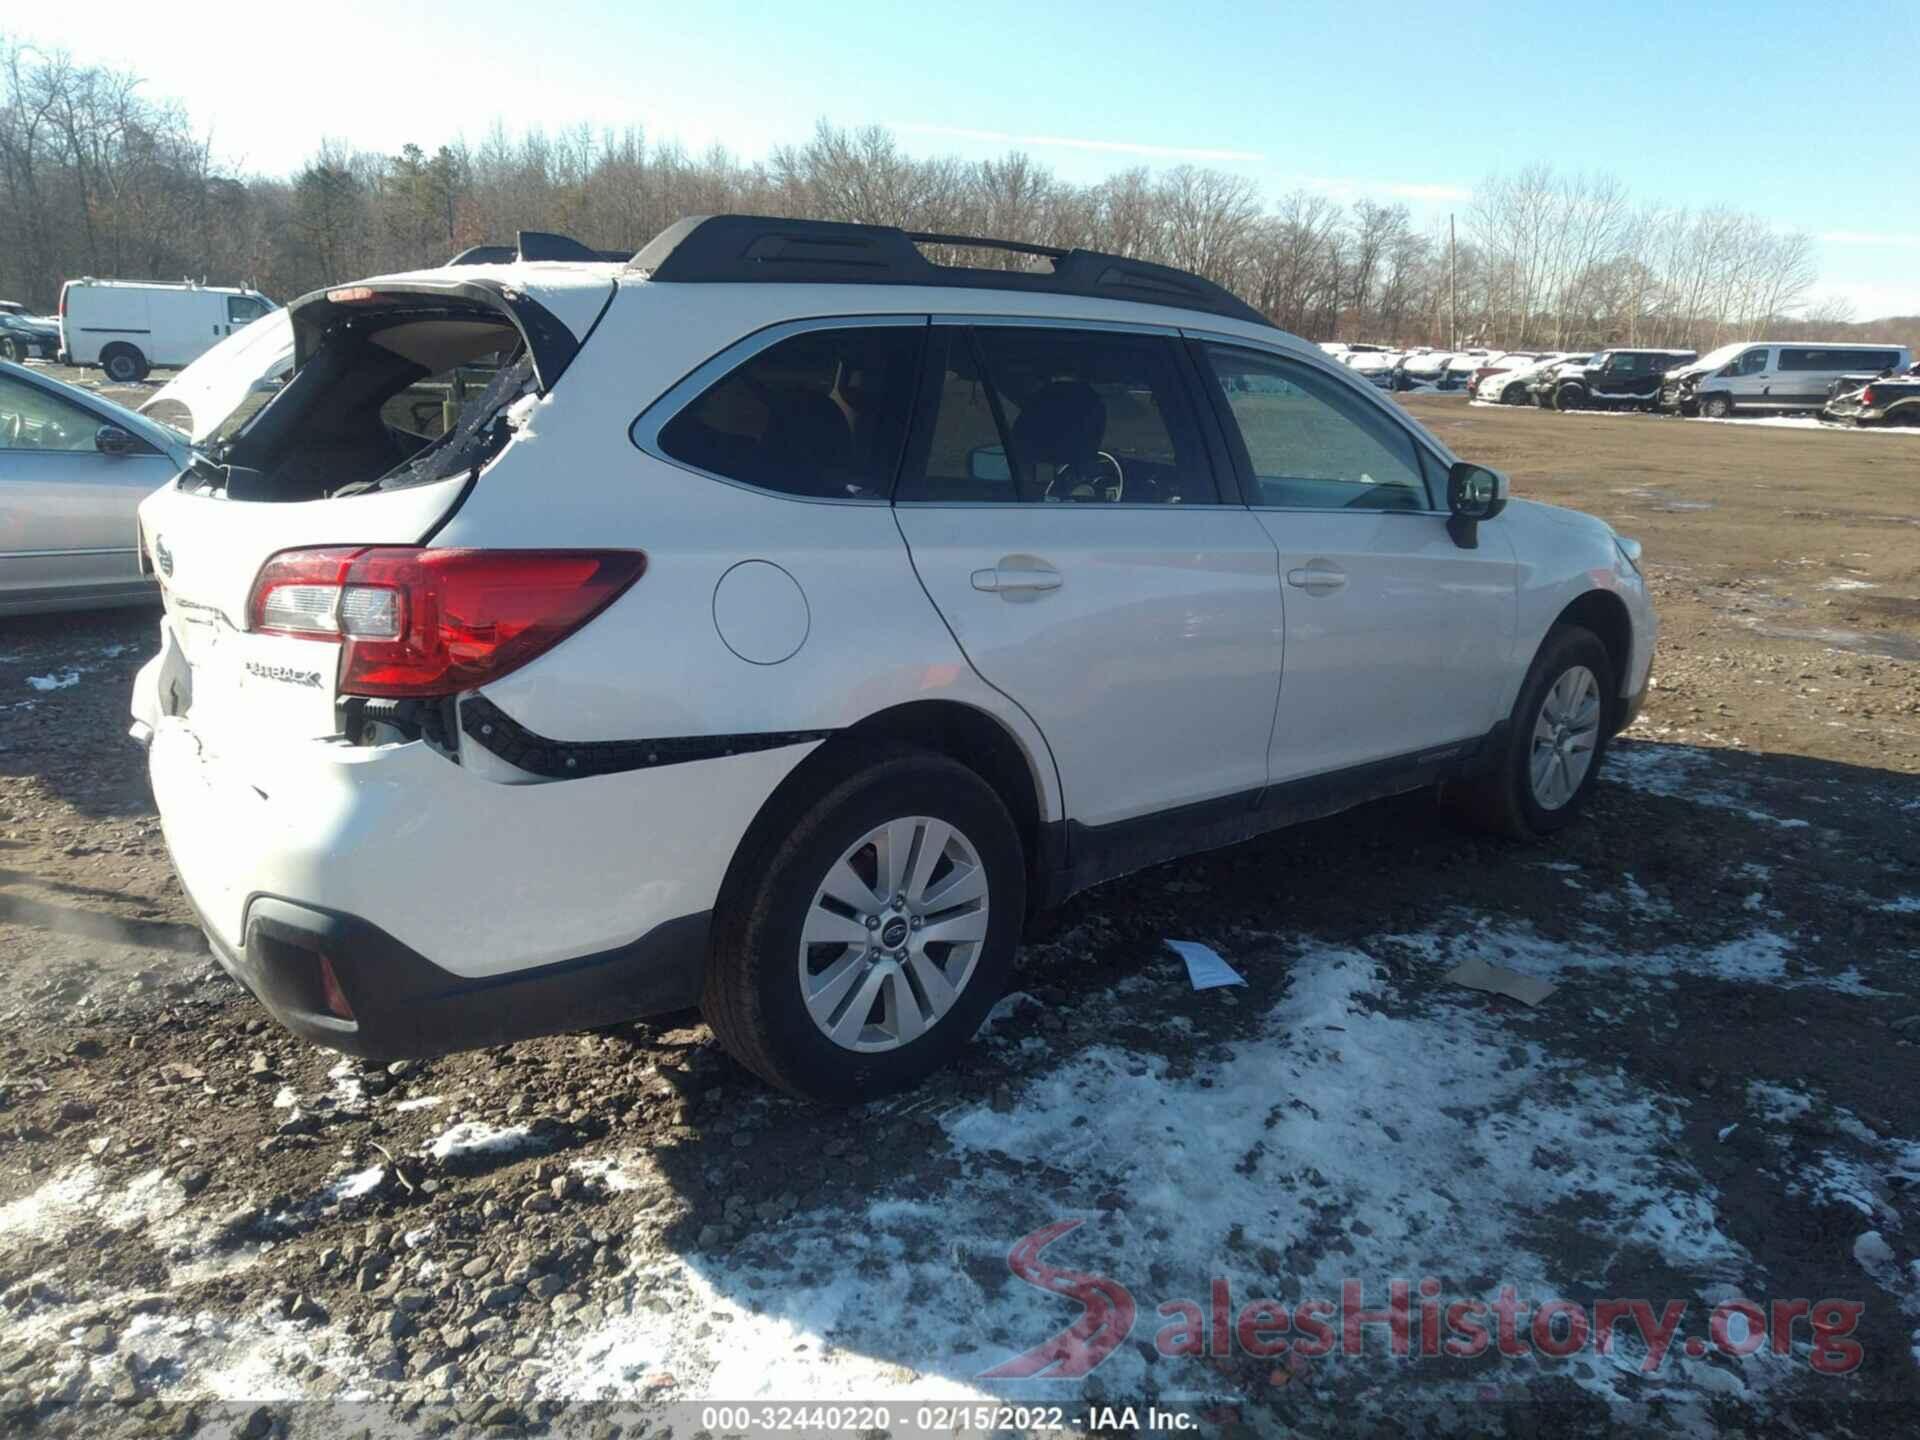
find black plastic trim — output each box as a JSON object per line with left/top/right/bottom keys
{"left": 460, "top": 694, "right": 833, "bottom": 779}
{"left": 1037, "top": 726, "right": 1505, "bottom": 902}
{"left": 627, "top": 214, "right": 1274, "bottom": 328}
{"left": 187, "top": 891, "right": 708, "bottom": 1061}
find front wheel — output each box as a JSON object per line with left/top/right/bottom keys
{"left": 1446, "top": 625, "right": 1615, "bottom": 840}
{"left": 1552, "top": 384, "right": 1586, "bottom": 412}
{"left": 703, "top": 749, "right": 1024, "bottom": 1102}
{"left": 1501, "top": 383, "right": 1529, "bottom": 406}
{"left": 0, "top": 338, "right": 20, "bottom": 364}
{"left": 1700, "top": 393, "right": 1734, "bottom": 420}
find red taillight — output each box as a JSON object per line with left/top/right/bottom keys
{"left": 247, "top": 547, "right": 646, "bottom": 698}
{"left": 1859, "top": 386, "right": 1876, "bottom": 406}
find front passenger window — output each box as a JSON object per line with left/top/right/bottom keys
{"left": 898, "top": 327, "right": 1217, "bottom": 505}
{"left": 1202, "top": 346, "right": 1430, "bottom": 511}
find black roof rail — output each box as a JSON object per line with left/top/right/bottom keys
{"left": 445, "top": 231, "right": 635, "bottom": 267}
{"left": 625, "top": 214, "right": 1273, "bottom": 328}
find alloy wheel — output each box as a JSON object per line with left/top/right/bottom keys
{"left": 1530, "top": 665, "right": 1602, "bottom": 810}
{"left": 797, "top": 816, "right": 990, "bottom": 1053}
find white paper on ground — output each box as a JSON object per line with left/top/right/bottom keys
{"left": 1443, "top": 957, "right": 1556, "bottom": 1007}
{"left": 1166, "top": 939, "right": 1247, "bottom": 990}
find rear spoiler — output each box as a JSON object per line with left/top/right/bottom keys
{"left": 445, "top": 231, "right": 634, "bottom": 267}
{"left": 282, "top": 277, "right": 583, "bottom": 391}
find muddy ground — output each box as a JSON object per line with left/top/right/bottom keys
{"left": 0, "top": 394, "right": 1916, "bottom": 1437}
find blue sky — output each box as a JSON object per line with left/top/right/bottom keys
{"left": 23, "top": 0, "right": 1920, "bottom": 313}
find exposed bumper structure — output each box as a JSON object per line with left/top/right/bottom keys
{"left": 190, "top": 889, "right": 707, "bottom": 1060}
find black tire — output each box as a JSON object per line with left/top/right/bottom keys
{"left": 1501, "top": 382, "right": 1528, "bottom": 406}
{"left": 703, "top": 748, "right": 1025, "bottom": 1102}
{"left": 0, "top": 338, "right": 20, "bottom": 364}
{"left": 1445, "top": 625, "right": 1615, "bottom": 841}
{"left": 101, "top": 344, "right": 148, "bottom": 383}
{"left": 1701, "top": 393, "right": 1733, "bottom": 419}
{"left": 1551, "top": 383, "right": 1586, "bottom": 412}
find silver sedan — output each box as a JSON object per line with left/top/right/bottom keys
{"left": 0, "top": 359, "right": 188, "bottom": 616}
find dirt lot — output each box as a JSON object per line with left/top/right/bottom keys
{"left": 0, "top": 395, "right": 1916, "bottom": 1437}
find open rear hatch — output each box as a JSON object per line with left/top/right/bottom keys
{"left": 138, "top": 273, "right": 614, "bottom": 752}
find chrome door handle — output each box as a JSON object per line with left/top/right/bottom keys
{"left": 972, "top": 564, "right": 1063, "bottom": 593}
{"left": 1286, "top": 563, "right": 1348, "bottom": 595}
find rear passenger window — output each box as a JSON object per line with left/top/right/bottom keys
{"left": 898, "top": 327, "right": 1217, "bottom": 505}
{"left": 657, "top": 325, "right": 921, "bottom": 499}
{"left": 1202, "top": 345, "right": 1430, "bottom": 511}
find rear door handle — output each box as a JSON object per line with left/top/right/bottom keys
{"left": 972, "top": 562, "right": 1063, "bottom": 593}
{"left": 1286, "top": 561, "right": 1348, "bottom": 595}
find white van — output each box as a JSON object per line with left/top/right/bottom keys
{"left": 58, "top": 279, "right": 278, "bottom": 383}
{"left": 1661, "top": 341, "right": 1913, "bottom": 418}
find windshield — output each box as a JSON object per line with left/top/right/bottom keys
{"left": 1692, "top": 342, "right": 1746, "bottom": 371}
{"left": 141, "top": 310, "right": 295, "bottom": 443}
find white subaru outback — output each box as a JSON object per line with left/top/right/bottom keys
{"left": 130, "top": 216, "right": 1654, "bottom": 1101}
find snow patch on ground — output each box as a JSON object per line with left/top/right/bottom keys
{"left": 0, "top": 1165, "right": 187, "bottom": 1243}
{"left": 25, "top": 671, "right": 80, "bottom": 691}
{"left": 549, "top": 943, "right": 1773, "bottom": 1418}
{"left": 392, "top": 1095, "right": 443, "bottom": 1113}
{"left": 423, "top": 1121, "right": 536, "bottom": 1162}
{"left": 1608, "top": 744, "right": 1810, "bottom": 829}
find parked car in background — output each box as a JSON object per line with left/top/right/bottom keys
{"left": 1821, "top": 361, "right": 1920, "bottom": 427}
{"left": 1660, "top": 341, "right": 1913, "bottom": 418}
{"left": 1467, "top": 352, "right": 1545, "bottom": 398}
{"left": 1398, "top": 350, "right": 1453, "bottom": 386}
{"left": 1441, "top": 351, "right": 1491, "bottom": 390}
{"left": 0, "top": 301, "right": 28, "bottom": 317}
{"left": 1481, "top": 354, "right": 1587, "bottom": 405}
{"left": 0, "top": 358, "right": 186, "bottom": 615}
{"left": 0, "top": 311, "right": 61, "bottom": 363}
{"left": 128, "top": 214, "right": 1653, "bottom": 1100}
{"left": 59, "top": 278, "right": 278, "bottom": 383}
{"left": 1342, "top": 349, "right": 1405, "bottom": 389}
{"left": 139, "top": 309, "right": 295, "bottom": 443}
{"left": 1534, "top": 349, "right": 1696, "bottom": 411}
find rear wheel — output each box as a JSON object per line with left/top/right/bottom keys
{"left": 101, "top": 344, "right": 149, "bottom": 383}
{"left": 703, "top": 749, "right": 1024, "bottom": 1102}
{"left": 1501, "top": 382, "right": 1528, "bottom": 406}
{"left": 1701, "top": 393, "right": 1734, "bottom": 419}
{"left": 1446, "top": 625, "right": 1614, "bottom": 840}
{"left": 0, "top": 338, "right": 20, "bottom": 364}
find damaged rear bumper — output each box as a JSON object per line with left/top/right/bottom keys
{"left": 188, "top": 889, "right": 707, "bottom": 1060}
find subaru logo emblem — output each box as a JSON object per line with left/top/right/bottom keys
{"left": 154, "top": 535, "right": 173, "bottom": 578}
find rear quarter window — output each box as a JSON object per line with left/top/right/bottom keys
{"left": 655, "top": 325, "right": 922, "bottom": 500}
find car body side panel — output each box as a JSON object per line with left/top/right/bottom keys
{"left": 436, "top": 289, "right": 1066, "bottom": 824}
{"left": 1499, "top": 499, "right": 1656, "bottom": 709}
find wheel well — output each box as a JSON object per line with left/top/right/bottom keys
{"left": 1553, "top": 591, "right": 1632, "bottom": 697}
{"left": 844, "top": 701, "right": 1046, "bottom": 867}
{"left": 716, "top": 701, "right": 1053, "bottom": 929}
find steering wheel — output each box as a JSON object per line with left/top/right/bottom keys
{"left": 1050, "top": 450, "right": 1126, "bottom": 502}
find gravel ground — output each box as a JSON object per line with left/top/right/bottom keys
{"left": 0, "top": 396, "right": 1916, "bottom": 1437}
